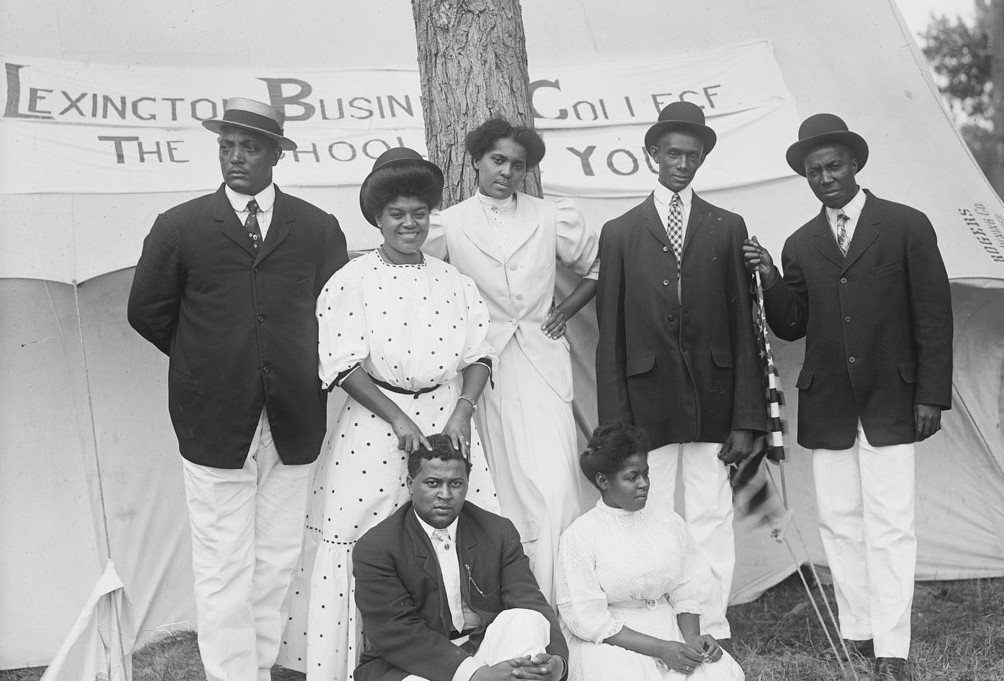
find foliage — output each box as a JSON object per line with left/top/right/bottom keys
{"left": 921, "top": 7, "right": 993, "bottom": 118}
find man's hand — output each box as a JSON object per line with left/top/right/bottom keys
{"left": 915, "top": 404, "right": 943, "bottom": 441}
{"left": 718, "top": 429, "right": 756, "bottom": 465}
{"left": 742, "top": 236, "right": 777, "bottom": 286}
{"left": 471, "top": 659, "right": 521, "bottom": 681}
{"left": 658, "top": 641, "right": 705, "bottom": 675}
{"left": 509, "top": 653, "right": 565, "bottom": 680}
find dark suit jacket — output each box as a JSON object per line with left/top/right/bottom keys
{"left": 353, "top": 502, "right": 567, "bottom": 681}
{"left": 762, "top": 190, "right": 953, "bottom": 449}
{"left": 595, "top": 192, "right": 767, "bottom": 448}
{"left": 127, "top": 184, "right": 348, "bottom": 468}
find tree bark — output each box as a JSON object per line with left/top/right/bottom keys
{"left": 989, "top": 0, "right": 1004, "bottom": 195}
{"left": 411, "top": 0, "right": 541, "bottom": 206}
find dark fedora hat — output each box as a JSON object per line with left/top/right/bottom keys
{"left": 644, "top": 101, "right": 717, "bottom": 154}
{"left": 786, "top": 113, "right": 869, "bottom": 176}
{"left": 359, "top": 147, "right": 445, "bottom": 226}
{"left": 202, "top": 97, "right": 297, "bottom": 151}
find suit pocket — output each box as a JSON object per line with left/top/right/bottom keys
{"left": 626, "top": 354, "right": 656, "bottom": 377}
{"left": 795, "top": 368, "right": 814, "bottom": 390}
{"left": 898, "top": 361, "right": 917, "bottom": 384}
{"left": 711, "top": 347, "right": 733, "bottom": 368}
{"left": 873, "top": 260, "right": 905, "bottom": 277}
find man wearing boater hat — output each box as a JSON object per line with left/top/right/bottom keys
{"left": 128, "top": 97, "right": 348, "bottom": 681}
{"left": 743, "top": 114, "right": 952, "bottom": 680}
{"left": 595, "top": 101, "right": 766, "bottom": 647}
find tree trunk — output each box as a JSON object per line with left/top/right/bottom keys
{"left": 989, "top": 0, "right": 1004, "bottom": 195}
{"left": 411, "top": 0, "right": 541, "bottom": 206}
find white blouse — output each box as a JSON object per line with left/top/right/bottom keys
{"left": 556, "top": 500, "right": 711, "bottom": 644}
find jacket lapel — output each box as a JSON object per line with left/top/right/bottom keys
{"left": 214, "top": 185, "right": 257, "bottom": 257}
{"left": 841, "top": 191, "right": 881, "bottom": 273}
{"left": 507, "top": 193, "right": 542, "bottom": 257}
{"left": 810, "top": 208, "right": 845, "bottom": 267}
{"left": 682, "top": 193, "right": 711, "bottom": 257}
{"left": 640, "top": 194, "right": 672, "bottom": 249}
{"left": 255, "top": 186, "right": 291, "bottom": 264}
{"left": 458, "top": 197, "right": 505, "bottom": 264}
{"left": 407, "top": 509, "right": 453, "bottom": 633}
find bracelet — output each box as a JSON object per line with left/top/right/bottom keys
{"left": 457, "top": 394, "right": 478, "bottom": 413}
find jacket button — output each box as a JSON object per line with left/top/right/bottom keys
{"left": 257, "top": 314, "right": 265, "bottom": 323}
{"left": 840, "top": 277, "right": 848, "bottom": 284}
{"left": 509, "top": 264, "right": 518, "bottom": 271}
{"left": 848, "top": 356, "right": 856, "bottom": 364}
{"left": 844, "top": 315, "right": 851, "bottom": 323}
{"left": 663, "top": 246, "right": 669, "bottom": 252}
{"left": 667, "top": 314, "right": 675, "bottom": 321}
{"left": 262, "top": 364, "right": 272, "bottom": 373}
{"left": 515, "top": 294, "right": 524, "bottom": 300}
{"left": 662, "top": 279, "right": 670, "bottom": 286}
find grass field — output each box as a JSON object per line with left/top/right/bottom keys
{"left": 3, "top": 574, "right": 1001, "bottom": 680}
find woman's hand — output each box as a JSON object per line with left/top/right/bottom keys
{"left": 687, "top": 634, "right": 724, "bottom": 664}
{"left": 442, "top": 401, "right": 474, "bottom": 458}
{"left": 658, "top": 641, "right": 705, "bottom": 675}
{"left": 541, "top": 306, "right": 568, "bottom": 339}
{"left": 391, "top": 414, "right": 431, "bottom": 453}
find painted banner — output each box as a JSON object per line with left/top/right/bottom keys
{"left": 0, "top": 41, "right": 798, "bottom": 196}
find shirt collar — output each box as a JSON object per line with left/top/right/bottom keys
{"left": 654, "top": 182, "right": 693, "bottom": 211}
{"left": 825, "top": 186, "right": 866, "bottom": 222}
{"left": 414, "top": 509, "right": 460, "bottom": 542}
{"left": 225, "top": 183, "right": 276, "bottom": 213}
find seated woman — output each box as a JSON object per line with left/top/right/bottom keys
{"left": 555, "top": 422, "right": 745, "bottom": 681}
{"left": 278, "top": 148, "right": 499, "bottom": 680}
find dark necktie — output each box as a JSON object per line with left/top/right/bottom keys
{"left": 666, "top": 193, "right": 684, "bottom": 262}
{"left": 245, "top": 199, "right": 262, "bottom": 249}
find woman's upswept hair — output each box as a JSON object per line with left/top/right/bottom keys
{"left": 361, "top": 162, "right": 443, "bottom": 225}
{"left": 465, "top": 117, "right": 546, "bottom": 168}
{"left": 579, "top": 421, "right": 650, "bottom": 489}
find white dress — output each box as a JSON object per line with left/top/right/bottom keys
{"left": 277, "top": 251, "right": 499, "bottom": 681}
{"left": 427, "top": 192, "right": 599, "bottom": 603}
{"left": 556, "top": 501, "right": 745, "bottom": 681}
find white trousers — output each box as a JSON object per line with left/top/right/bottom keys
{"left": 812, "top": 422, "right": 916, "bottom": 659}
{"left": 182, "top": 410, "right": 313, "bottom": 681}
{"left": 402, "top": 609, "right": 551, "bottom": 681}
{"left": 646, "top": 442, "right": 734, "bottom": 639}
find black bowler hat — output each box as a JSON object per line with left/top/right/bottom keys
{"left": 644, "top": 101, "right": 717, "bottom": 154}
{"left": 202, "top": 97, "right": 297, "bottom": 151}
{"left": 786, "top": 113, "right": 869, "bottom": 176}
{"left": 359, "top": 147, "right": 445, "bottom": 226}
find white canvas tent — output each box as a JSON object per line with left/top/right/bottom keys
{"left": 2, "top": 0, "right": 1003, "bottom": 671}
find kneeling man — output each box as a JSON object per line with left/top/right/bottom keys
{"left": 353, "top": 435, "right": 568, "bottom": 681}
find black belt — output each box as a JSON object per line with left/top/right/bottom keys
{"left": 370, "top": 375, "right": 441, "bottom": 397}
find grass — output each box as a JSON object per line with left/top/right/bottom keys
{"left": 3, "top": 574, "right": 1002, "bottom": 680}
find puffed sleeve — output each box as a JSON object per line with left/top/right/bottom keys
{"left": 316, "top": 262, "right": 370, "bottom": 390}
{"left": 664, "top": 516, "right": 711, "bottom": 616}
{"left": 424, "top": 208, "right": 449, "bottom": 261}
{"left": 555, "top": 522, "right": 623, "bottom": 644}
{"left": 554, "top": 197, "right": 599, "bottom": 280}
{"left": 458, "top": 272, "right": 498, "bottom": 368}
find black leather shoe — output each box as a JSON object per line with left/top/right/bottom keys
{"left": 844, "top": 638, "right": 875, "bottom": 659}
{"left": 875, "top": 657, "right": 910, "bottom": 680}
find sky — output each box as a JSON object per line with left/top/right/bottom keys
{"left": 894, "top": 0, "right": 976, "bottom": 35}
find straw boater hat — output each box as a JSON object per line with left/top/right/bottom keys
{"left": 644, "top": 101, "right": 718, "bottom": 154}
{"left": 358, "top": 147, "right": 445, "bottom": 226}
{"left": 785, "top": 113, "right": 869, "bottom": 176}
{"left": 202, "top": 97, "right": 297, "bottom": 151}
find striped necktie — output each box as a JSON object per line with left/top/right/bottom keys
{"left": 836, "top": 212, "right": 850, "bottom": 256}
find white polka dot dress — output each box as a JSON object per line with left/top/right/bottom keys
{"left": 277, "top": 251, "right": 499, "bottom": 680}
